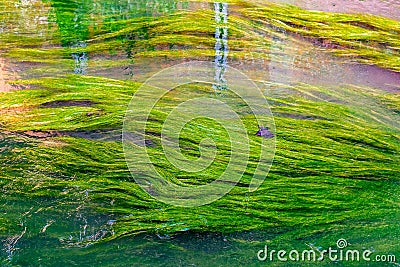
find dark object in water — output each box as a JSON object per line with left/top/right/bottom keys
{"left": 40, "top": 100, "right": 95, "bottom": 108}
{"left": 256, "top": 126, "right": 274, "bottom": 139}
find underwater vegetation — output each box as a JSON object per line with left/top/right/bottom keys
{"left": 0, "top": 0, "right": 399, "bottom": 266}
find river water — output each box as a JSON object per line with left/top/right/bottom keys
{"left": 268, "top": 0, "right": 400, "bottom": 20}
{"left": 0, "top": 0, "right": 399, "bottom": 266}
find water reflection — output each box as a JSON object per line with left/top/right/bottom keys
{"left": 267, "top": 0, "right": 400, "bottom": 20}
{"left": 1, "top": 1, "right": 399, "bottom": 265}
{"left": 49, "top": 1, "right": 90, "bottom": 74}
{"left": 3, "top": 227, "right": 26, "bottom": 262}
{"left": 4, "top": 0, "right": 51, "bottom": 35}
{"left": 71, "top": 42, "right": 88, "bottom": 74}
{"left": 267, "top": 31, "right": 400, "bottom": 93}
{"left": 212, "top": 2, "right": 229, "bottom": 93}
{"left": 0, "top": 0, "right": 53, "bottom": 70}
{"left": 49, "top": 0, "right": 186, "bottom": 74}
{"left": 268, "top": 27, "right": 295, "bottom": 89}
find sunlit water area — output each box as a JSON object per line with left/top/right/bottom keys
{"left": 0, "top": 0, "right": 399, "bottom": 266}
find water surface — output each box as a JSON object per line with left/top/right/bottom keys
{"left": 0, "top": 0, "right": 399, "bottom": 266}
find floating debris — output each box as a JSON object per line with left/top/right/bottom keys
{"left": 256, "top": 126, "right": 274, "bottom": 139}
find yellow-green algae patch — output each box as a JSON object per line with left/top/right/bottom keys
{"left": 0, "top": 0, "right": 399, "bottom": 257}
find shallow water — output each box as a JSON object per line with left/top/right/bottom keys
{"left": 0, "top": 0, "right": 399, "bottom": 266}
{"left": 268, "top": 0, "right": 400, "bottom": 20}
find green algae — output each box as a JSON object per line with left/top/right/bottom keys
{"left": 242, "top": 3, "right": 400, "bottom": 71}
{"left": 1, "top": 77, "right": 398, "bottom": 238}
{"left": 0, "top": 0, "right": 399, "bottom": 265}
{"left": 1, "top": 0, "right": 399, "bottom": 69}
{"left": 1, "top": 75, "right": 139, "bottom": 131}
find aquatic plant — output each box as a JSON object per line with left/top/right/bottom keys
{"left": 0, "top": 0, "right": 399, "bottom": 265}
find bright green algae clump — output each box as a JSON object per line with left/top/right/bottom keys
{"left": 0, "top": 0, "right": 399, "bottom": 260}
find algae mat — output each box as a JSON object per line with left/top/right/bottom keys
{"left": 0, "top": 0, "right": 399, "bottom": 266}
